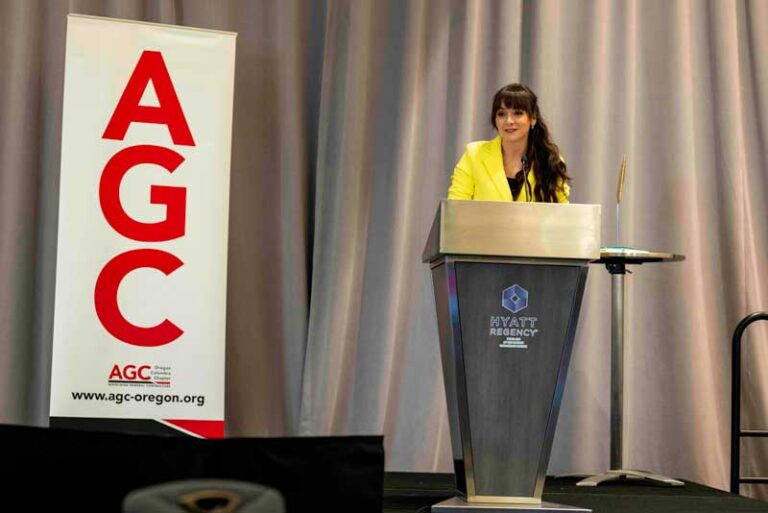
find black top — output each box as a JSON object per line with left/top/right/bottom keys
{"left": 507, "top": 172, "right": 524, "bottom": 199}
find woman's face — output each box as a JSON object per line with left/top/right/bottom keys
{"left": 495, "top": 106, "right": 535, "bottom": 145}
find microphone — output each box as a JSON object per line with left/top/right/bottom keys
{"left": 521, "top": 155, "right": 532, "bottom": 201}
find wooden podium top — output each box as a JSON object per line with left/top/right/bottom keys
{"left": 423, "top": 199, "right": 601, "bottom": 262}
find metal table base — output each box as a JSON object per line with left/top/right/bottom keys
{"left": 432, "top": 497, "right": 590, "bottom": 512}
{"left": 577, "top": 468, "right": 683, "bottom": 487}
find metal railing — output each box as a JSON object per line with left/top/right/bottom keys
{"left": 731, "top": 312, "right": 768, "bottom": 494}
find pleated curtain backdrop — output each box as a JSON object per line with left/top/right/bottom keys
{"left": 1, "top": 0, "right": 766, "bottom": 498}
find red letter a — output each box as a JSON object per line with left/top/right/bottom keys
{"left": 103, "top": 50, "right": 195, "bottom": 146}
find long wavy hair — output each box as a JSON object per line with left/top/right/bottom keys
{"left": 490, "top": 83, "right": 571, "bottom": 202}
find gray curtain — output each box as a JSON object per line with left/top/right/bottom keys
{"left": 1, "top": 0, "right": 767, "bottom": 497}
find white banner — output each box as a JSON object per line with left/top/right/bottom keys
{"left": 51, "top": 15, "right": 236, "bottom": 438}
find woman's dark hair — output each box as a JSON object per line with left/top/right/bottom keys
{"left": 490, "top": 83, "right": 571, "bottom": 202}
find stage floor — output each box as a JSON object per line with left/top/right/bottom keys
{"left": 383, "top": 473, "right": 768, "bottom": 513}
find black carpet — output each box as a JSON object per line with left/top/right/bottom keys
{"left": 384, "top": 473, "right": 768, "bottom": 513}
{"left": 6, "top": 423, "right": 767, "bottom": 513}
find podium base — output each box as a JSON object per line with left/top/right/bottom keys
{"left": 576, "top": 469, "right": 684, "bottom": 487}
{"left": 432, "top": 497, "right": 590, "bottom": 512}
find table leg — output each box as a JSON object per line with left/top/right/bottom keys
{"left": 611, "top": 269, "right": 624, "bottom": 471}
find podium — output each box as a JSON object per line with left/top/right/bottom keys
{"left": 423, "top": 200, "right": 600, "bottom": 512}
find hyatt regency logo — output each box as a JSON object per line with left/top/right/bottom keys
{"left": 502, "top": 284, "right": 528, "bottom": 314}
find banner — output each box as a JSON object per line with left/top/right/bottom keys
{"left": 50, "top": 15, "right": 236, "bottom": 438}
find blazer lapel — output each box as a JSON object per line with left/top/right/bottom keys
{"left": 482, "top": 136, "right": 512, "bottom": 201}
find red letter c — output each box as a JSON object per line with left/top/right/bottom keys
{"left": 95, "top": 249, "right": 184, "bottom": 347}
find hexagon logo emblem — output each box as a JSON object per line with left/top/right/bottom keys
{"left": 502, "top": 284, "right": 528, "bottom": 314}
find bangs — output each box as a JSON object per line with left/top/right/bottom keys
{"left": 496, "top": 91, "right": 534, "bottom": 115}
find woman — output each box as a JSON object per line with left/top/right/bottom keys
{"left": 448, "top": 83, "right": 570, "bottom": 203}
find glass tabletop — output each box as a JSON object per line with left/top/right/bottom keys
{"left": 592, "top": 246, "right": 685, "bottom": 264}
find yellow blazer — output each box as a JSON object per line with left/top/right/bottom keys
{"left": 447, "top": 136, "right": 569, "bottom": 203}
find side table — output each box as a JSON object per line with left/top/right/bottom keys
{"left": 577, "top": 248, "right": 685, "bottom": 487}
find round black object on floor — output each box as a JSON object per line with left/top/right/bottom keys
{"left": 122, "top": 479, "right": 285, "bottom": 513}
